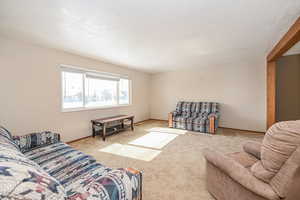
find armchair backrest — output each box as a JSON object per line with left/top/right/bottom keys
{"left": 250, "top": 120, "right": 300, "bottom": 199}
{"left": 270, "top": 146, "right": 300, "bottom": 199}
{"left": 175, "top": 101, "right": 219, "bottom": 114}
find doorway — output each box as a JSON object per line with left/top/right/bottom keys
{"left": 276, "top": 54, "right": 300, "bottom": 122}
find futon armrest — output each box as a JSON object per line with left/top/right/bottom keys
{"left": 123, "top": 168, "right": 143, "bottom": 200}
{"left": 203, "top": 148, "right": 279, "bottom": 200}
{"left": 13, "top": 131, "right": 60, "bottom": 153}
{"left": 243, "top": 141, "right": 262, "bottom": 160}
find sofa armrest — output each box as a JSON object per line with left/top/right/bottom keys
{"left": 243, "top": 141, "right": 261, "bottom": 160}
{"left": 13, "top": 131, "right": 61, "bottom": 153}
{"left": 203, "top": 148, "right": 280, "bottom": 200}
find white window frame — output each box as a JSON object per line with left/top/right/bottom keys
{"left": 60, "top": 64, "right": 132, "bottom": 112}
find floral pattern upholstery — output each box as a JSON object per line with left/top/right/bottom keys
{"left": 0, "top": 129, "right": 66, "bottom": 200}
{"left": 25, "top": 142, "right": 142, "bottom": 200}
{"left": 0, "top": 127, "right": 142, "bottom": 200}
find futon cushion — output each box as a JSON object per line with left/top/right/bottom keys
{"left": 13, "top": 131, "right": 60, "bottom": 153}
{"left": 24, "top": 142, "right": 98, "bottom": 187}
{"left": 0, "top": 132, "right": 20, "bottom": 152}
{"left": 0, "top": 157, "right": 66, "bottom": 199}
{"left": 0, "top": 134, "right": 66, "bottom": 199}
{"left": 251, "top": 120, "right": 300, "bottom": 182}
{"left": 0, "top": 126, "right": 13, "bottom": 140}
{"left": 25, "top": 142, "right": 142, "bottom": 200}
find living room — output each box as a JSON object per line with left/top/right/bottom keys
{"left": 1, "top": 1, "right": 300, "bottom": 200}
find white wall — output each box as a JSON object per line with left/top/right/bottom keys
{"left": 0, "top": 37, "right": 150, "bottom": 142}
{"left": 0, "top": 36, "right": 267, "bottom": 137}
{"left": 150, "top": 60, "right": 266, "bottom": 132}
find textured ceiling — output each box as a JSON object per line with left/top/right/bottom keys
{"left": 0, "top": 0, "right": 300, "bottom": 73}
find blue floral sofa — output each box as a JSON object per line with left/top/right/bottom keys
{"left": 0, "top": 126, "right": 142, "bottom": 200}
{"left": 169, "top": 101, "right": 220, "bottom": 133}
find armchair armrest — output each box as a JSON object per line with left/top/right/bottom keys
{"left": 208, "top": 112, "right": 220, "bottom": 119}
{"left": 168, "top": 112, "right": 173, "bottom": 128}
{"left": 13, "top": 131, "right": 60, "bottom": 153}
{"left": 203, "top": 148, "right": 279, "bottom": 200}
{"left": 168, "top": 111, "right": 180, "bottom": 128}
{"left": 243, "top": 141, "right": 262, "bottom": 160}
{"left": 207, "top": 112, "right": 220, "bottom": 134}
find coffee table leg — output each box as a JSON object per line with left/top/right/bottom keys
{"left": 92, "top": 123, "right": 96, "bottom": 137}
{"left": 131, "top": 118, "right": 134, "bottom": 131}
{"left": 121, "top": 120, "right": 124, "bottom": 129}
{"left": 103, "top": 123, "right": 106, "bottom": 141}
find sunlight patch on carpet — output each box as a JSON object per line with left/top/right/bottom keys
{"left": 129, "top": 132, "right": 178, "bottom": 149}
{"left": 99, "top": 143, "right": 161, "bottom": 161}
{"left": 146, "top": 127, "right": 187, "bottom": 135}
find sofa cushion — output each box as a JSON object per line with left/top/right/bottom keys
{"left": 251, "top": 120, "right": 300, "bottom": 183}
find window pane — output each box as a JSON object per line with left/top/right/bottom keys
{"left": 86, "top": 77, "right": 118, "bottom": 107}
{"left": 62, "top": 71, "right": 84, "bottom": 108}
{"left": 119, "top": 79, "right": 130, "bottom": 104}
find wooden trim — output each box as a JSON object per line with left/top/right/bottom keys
{"left": 209, "top": 117, "right": 215, "bottom": 134}
{"left": 168, "top": 113, "right": 173, "bottom": 128}
{"left": 134, "top": 119, "right": 151, "bottom": 126}
{"left": 219, "top": 126, "right": 265, "bottom": 134}
{"left": 267, "top": 17, "right": 300, "bottom": 62}
{"left": 266, "top": 16, "right": 300, "bottom": 129}
{"left": 267, "top": 61, "right": 276, "bottom": 128}
{"left": 149, "top": 118, "right": 265, "bottom": 134}
{"left": 148, "top": 118, "right": 167, "bottom": 122}
{"left": 66, "top": 136, "right": 92, "bottom": 144}
{"left": 67, "top": 119, "right": 266, "bottom": 144}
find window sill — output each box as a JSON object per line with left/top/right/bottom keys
{"left": 61, "top": 104, "right": 132, "bottom": 113}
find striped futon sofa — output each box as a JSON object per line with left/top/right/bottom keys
{"left": 169, "top": 101, "right": 220, "bottom": 133}
{"left": 0, "top": 126, "right": 142, "bottom": 200}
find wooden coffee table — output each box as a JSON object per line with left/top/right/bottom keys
{"left": 91, "top": 115, "right": 134, "bottom": 141}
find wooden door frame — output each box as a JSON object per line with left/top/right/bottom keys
{"left": 267, "top": 17, "right": 300, "bottom": 128}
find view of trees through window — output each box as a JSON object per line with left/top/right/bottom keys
{"left": 62, "top": 68, "right": 130, "bottom": 110}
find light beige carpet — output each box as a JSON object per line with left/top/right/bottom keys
{"left": 70, "top": 120, "right": 264, "bottom": 200}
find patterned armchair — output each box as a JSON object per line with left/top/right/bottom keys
{"left": 168, "top": 101, "right": 220, "bottom": 133}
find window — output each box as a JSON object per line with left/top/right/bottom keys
{"left": 61, "top": 66, "right": 131, "bottom": 111}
